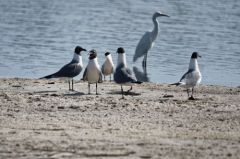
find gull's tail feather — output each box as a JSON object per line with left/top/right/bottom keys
{"left": 39, "top": 74, "right": 55, "bottom": 79}
{"left": 133, "top": 81, "right": 143, "bottom": 84}
{"left": 170, "top": 82, "right": 184, "bottom": 86}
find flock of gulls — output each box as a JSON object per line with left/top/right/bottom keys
{"left": 40, "top": 11, "right": 202, "bottom": 100}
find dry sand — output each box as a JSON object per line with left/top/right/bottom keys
{"left": 0, "top": 78, "right": 239, "bottom": 159}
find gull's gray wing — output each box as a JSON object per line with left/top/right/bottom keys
{"left": 82, "top": 67, "right": 88, "bottom": 81}
{"left": 101, "top": 63, "right": 105, "bottom": 74}
{"left": 180, "top": 69, "right": 194, "bottom": 82}
{"left": 98, "top": 70, "right": 103, "bottom": 83}
{"left": 114, "top": 64, "right": 136, "bottom": 84}
{"left": 53, "top": 62, "right": 82, "bottom": 78}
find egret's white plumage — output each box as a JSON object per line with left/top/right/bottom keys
{"left": 133, "top": 12, "right": 169, "bottom": 67}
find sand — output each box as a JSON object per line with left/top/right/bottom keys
{"left": 0, "top": 78, "right": 239, "bottom": 159}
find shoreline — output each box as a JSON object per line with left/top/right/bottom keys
{"left": 1, "top": 75, "right": 239, "bottom": 88}
{"left": 0, "top": 78, "right": 240, "bottom": 158}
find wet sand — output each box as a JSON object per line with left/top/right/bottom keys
{"left": 0, "top": 78, "right": 240, "bottom": 158}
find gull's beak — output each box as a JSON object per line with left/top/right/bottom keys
{"left": 82, "top": 48, "right": 87, "bottom": 51}
{"left": 88, "top": 51, "right": 94, "bottom": 55}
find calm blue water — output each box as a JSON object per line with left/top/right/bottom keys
{"left": 0, "top": 0, "right": 239, "bottom": 87}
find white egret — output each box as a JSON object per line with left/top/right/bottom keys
{"left": 133, "top": 12, "right": 169, "bottom": 67}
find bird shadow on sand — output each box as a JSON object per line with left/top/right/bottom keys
{"left": 108, "top": 91, "right": 141, "bottom": 96}
{"left": 33, "top": 90, "right": 58, "bottom": 94}
{"left": 171, "top": 98, "right": 203, "bottom": 104}
{"left": 64, "top": 91, "right": 85, "bottom": 96}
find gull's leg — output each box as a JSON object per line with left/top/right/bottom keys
{"left": 72, "top": 78, "right": 74, "bottom": 91}
{"left": 127, "top": 86, "right": 133, "bottom": 94}
{"left": 188, "top": 87, "right": 195, "bottom": 100}
{"left": 88, "top": 83, "right": 90, "bottom": 94}
{"left": 187, "top": 89, "right": 190, "bottom": 97}
{"left": 96, "top": 83, "right": 98, "bottom": 95}
{"left": 191, "top": 87, "right": 195, "bottom": 99}
{"left": 68, "top": 79, "right": 71, "bottom": 91}
{"left": 121, "top": 85, "right": 124, "bottom": 99}
{"left": 192, "top": 87, "right": 194, "bottom": 97}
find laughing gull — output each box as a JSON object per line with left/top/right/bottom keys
{"left": 133, "top": 12, "right": 169, "bottom": 67}
{"left": 40, "top": 46, "right": 86, "bottom": 91}
{"left": 172, "top": 52, "right": 202, "bottom": 100}
{"left": 83, "top": 49, "right": 103, "bottom": 94}
{"left": 101, "top": 52, "right": 114, "bottom": 81}
{"left": 114, "top": 47, "right": 142, "bottom": 99}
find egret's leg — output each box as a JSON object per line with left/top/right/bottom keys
{"left": 143, "top": 65, "right": 147, "bottom": 74}
{"left": 142, "top": 65, "right": 149, "bottom": 81}
{"left": 104, "top": 75, "right": 106, "bottom": 81}
{"left": 88, "top": 83, "right": 90, "bottom": 94}
{"left": 110, "top": 75, "right": 111, "bottom": 82}
{"left": 142, "top": 54, "right": 147, "bottom": 67}
{"left": 142, "top": 60, "right": 145, "bottom": 67}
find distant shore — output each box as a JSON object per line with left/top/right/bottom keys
{"left": 0, "top": 78, "right": 239, "bottom": 158}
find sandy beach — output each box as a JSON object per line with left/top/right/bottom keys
{"left": 0, "top": 78, "right": 239, "bottom": 158}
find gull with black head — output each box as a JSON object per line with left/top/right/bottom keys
{"left": 40, "top": 46, "right": 86, "bottom": 91}
{"left": 101, "top": 52, "right": 114, "bottom": 81}
{"left": 172, "top": 52, "right": 202, "bottom": 100}
{"left": 114, "top": 47, "right": 142, "bottom": 99}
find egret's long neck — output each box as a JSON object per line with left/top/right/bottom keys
{"left": 71, "top": 53, "right": 82, "bottom": 64}
{"left": 117, "top": 53, "right": 127, "bottom": 67}
{"left": 152, "top": 15, "right": 159, "bottom": 41}
{"left": 189, "top": 58, "right": 199, "bottom": 71}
